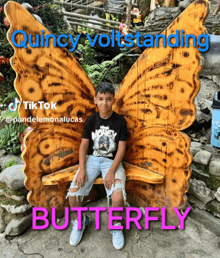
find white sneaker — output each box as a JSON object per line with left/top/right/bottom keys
{"left": 111, "top": 223, "right": 124, "bottom": 250}
{"left": 69, "top": 214, "right": 89, "bottom": 246}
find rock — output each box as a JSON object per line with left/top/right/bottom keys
{"left": 205, "top": 128, "right": 212, "bottom": 143}
{"left": 195, "top": 110, "right": 212, "bottom": 124}
{"left": 190, "top": 142, "right": 202, "bottom": 156}
{"left": 195, "top": 97, "right": 212, "bottom": 114}
{"left": 188, "top": 178, "right": 214, "bottom": 204}
{"left": 148, "top": 11, "right": 155, "bottom": 21}
{"left": 209, "top": 174, "right": 220, "bottom": 191}
{"left": 209, "top": 159, "right": 220, "bottom": 176}
{"left": 215, "top": 188, "right": 220, "bottom": 202}
{"left": 213, "top": 75, "right": 220, "bottom": 86}
{"left": 190, "top": 147, "right": 201, "bottom": 156}
{"left": 0, "top": 189, "right": 25, "bottom": 202}
{"left": 0, "top": 169, "right": 7, "bottom": 182}
{"left": 0, "top": 214, "right": 6, "bottom": 233}
{"left": 170, "top": 7, "right": 180, "bottom": 13}
{"left": 193, "top": 150, "right": 212, "bottom": 165}
{"left": 0, "top": 152, "right": 24, "bottom": 170}
{"left": 187, "top": 194, "right": 206, "bottom": 210}
{"left": 155, "top": 10, "right": 166, "bottom": 16}
{"left": 190, "top": 164, "right": 210, "bottom": 178}
{"left": 179, "top": 0, "right": 191, "bottom": 10}
{"left": 201, "top": 75, "right": 213, "bottom": 80}
{"left": 191, "top": 142, "right": 202, "bottom": 148}
{"left": 32, "top": 14, "right": 43, "bottom": 24}
{"left": 207, "top": 200, "right": 220, "bottom": 218}
{"left": 5, "top": 214, "right": 32, "bottom": 236}
{"left": 189, "top": 208, "right": 220, "bottom": 237}
{"left": 0, "top": 165, "right": 25, "bottom": 190}
{"left": 190, "top": 164, "right": 219, "bottom": 191}
{"left": 21, "top": 3, "right": 34, "bottom": 13}
{"left": 204, "top": 144, "right": 219, "bottom": 156}
{"left": 1, "top": 204, "right": 31, "bottom": 214}
{"left": 200, "top": 35, "right": 220, "bottom": 76}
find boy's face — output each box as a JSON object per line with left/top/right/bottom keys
{"left": 94, "top": 92, "right": 115, "bottom": 114}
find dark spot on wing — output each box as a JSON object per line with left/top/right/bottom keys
{"left": 176, "top": 149, "right": 183, "bottom": 154}
{"left": 57, "top": 100, "right": 63, "bottom": 106}
{"left": 77, "top": 111, "right": 83, "bottom": 116}
{"left": 163, "top": 69, "right": 172, "bottom": 76}
{"left": 51, "top": 82, "right": 61, "bottom": 86}
{"left": 179, "top": 109, "right": 193, "bottom": 116}
{"left": 117, "top": 98, "right": 124, "bottom": 108}
{"left": 172, "top": 63, "right": 181, "bottom": 69}
{"left": 141, "top": 109, "right": 152, "bottom": 114}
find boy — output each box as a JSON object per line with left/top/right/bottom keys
{"left": 66, "top": 82, "right": 128, "bottom": 250}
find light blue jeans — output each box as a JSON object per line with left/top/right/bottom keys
{"left": 66, "top": 155, "right": 126, "bottom": 206}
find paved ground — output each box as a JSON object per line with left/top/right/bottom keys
{"left": 0, "top": 198, "right": 220, "bottom": 258}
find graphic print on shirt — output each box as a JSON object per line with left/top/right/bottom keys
{"left": 92, "top": 126, "right": 117, "bottom": 157}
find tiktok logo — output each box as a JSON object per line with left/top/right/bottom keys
{"left": 8, "top": 98, "right": 21, "bottom": 112}
{"left": 8, "top": 99, "right": 57, "bottom": 112}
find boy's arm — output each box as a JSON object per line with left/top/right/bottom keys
{"left": 103, "top": 140, "right": 126, "bottom": 190}
{"left": 75, "top": 138, "right": 89, "bottom": 188}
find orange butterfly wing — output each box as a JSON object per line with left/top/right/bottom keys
{"left": 5, "top": 1, "right": 97, "bottom": 209}
{"left": 113, "top": 0, "right": 209, "bottom": 216}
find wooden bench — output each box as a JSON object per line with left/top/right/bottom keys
{"left": 42, "top": 162, "right": 164, "bottom": 185}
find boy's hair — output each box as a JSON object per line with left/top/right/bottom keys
{"left": 95, "top": 82, "right": 115, "bottom": 96}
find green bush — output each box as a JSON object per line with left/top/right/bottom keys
{"left": 0, "top": 109, "right": 19, "bottom": 121}
{"left": 83, "top": 53, "right": 123, "bottom": 86}
{"left": 0, "top": 123, "right": 27, "bottom": 155}
{"left": 78, "top": 40, "right": 96, "bottom": 67}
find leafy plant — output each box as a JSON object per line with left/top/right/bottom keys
{"left": 0, "top": 123, "right": 27, "bottom": 154}
{"left": 3, "top": 157, "right": 17, "bottom": 170}
{"left": 83, "top": 53, "right": 123, "bottom": 86}
{"left": 0, "top": 109, "right": 19, "bottom": 122}
{"left": 77, "top": 25, "right": 95, "bottom": 37}
{"left": 78, "top": 40, "right": 96, "bottom": 66}
{"left": 3, "top": 91, "right": 19, "bottom": 103}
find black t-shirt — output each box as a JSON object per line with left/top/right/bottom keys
{"left": 82, "top": 112, "right": 128, "bottom": 159}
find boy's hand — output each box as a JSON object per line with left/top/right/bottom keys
{"left": 103, "top": 171, "right": 115, "bottom": 190}
{"left": 75, "top": 169, "right": 88, "bottom": 188}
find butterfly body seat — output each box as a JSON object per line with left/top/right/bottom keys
{"left": 5, "top": 0, "right": 209, "bottom": 223}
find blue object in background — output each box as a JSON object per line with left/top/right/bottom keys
{"left": 211, "top": 90, "right": 220, "bottom": 148}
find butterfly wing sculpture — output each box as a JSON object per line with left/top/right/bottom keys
{"left": 5, "top": 0, "right": 209, "bottom": 222}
